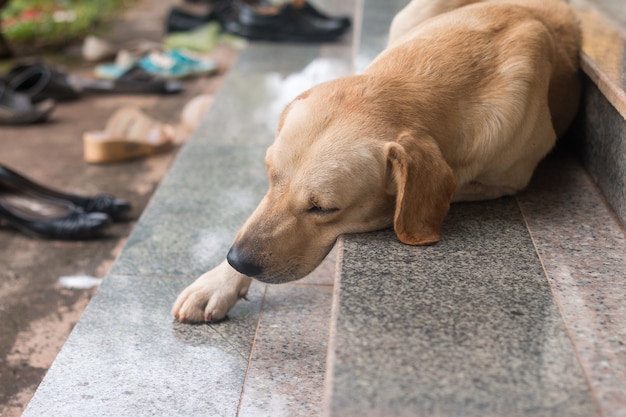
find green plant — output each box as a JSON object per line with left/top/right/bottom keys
{"left": 1, "top": 0, "right": 134, "bottom": 48}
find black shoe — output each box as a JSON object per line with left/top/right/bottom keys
{"left": 0, "top": 81, "right": 55, "bottom": 125}
{"left": 165, "top": 6, "right": 217, "bottom": 33}
{"left": 221, "top": 1, "right": 350, "bottom": 42}
{"left": 0, "top": 195, "right": 111, "bottom": 240}
{"left": 3, "top": 61, "right": 82, "bottom": 103}
{"left": 217, "top": 0, "right": 351, "bottom": 26}
{"left": 0, "top": 164, "right": 131, "bottom": 221}
{"left": 291, "top": 2, "right": 351, "bottom": 30}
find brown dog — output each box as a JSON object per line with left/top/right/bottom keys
{"left": 173, "top": 0, "right": 581, "bottom": 322}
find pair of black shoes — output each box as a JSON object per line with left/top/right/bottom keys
{"left": 167, "top": 0, "right": 351, "bottom": 42}
{"left": 0, "top": 164, "right": 131, "bottom": 240}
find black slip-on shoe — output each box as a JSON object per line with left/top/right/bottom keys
{"left": 0, "top": 81, "right": 55, "bottom": 125}
{"left": 4, "top": 61, "right": 82, "bottom": 103}
{"left": 290, "top": 2, "right": 351, "bottom": 31}
{"left": 221, "top": 1, "right": 350, "bottom": 42}
{"left": 0, "top": 196, "right": 111, "bottom": 240}
{"left": 0, "top": 164, "right": 131, "bottom": 221}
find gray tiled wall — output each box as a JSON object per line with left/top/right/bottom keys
{"left": 573, "top": 74, "right": 626, "bottom": 227}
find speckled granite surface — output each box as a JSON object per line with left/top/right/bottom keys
{"left": 518, "top": 155, "right": 626, "bottom": 417}
{"left": 325, "top": 1, "right": 626, "bottom": 416}
{"left": 573, "top": 75, "right": 626, "bottom": 227}
{"left": 23, "top": 275, "right": 263, "bottom": 416}
{"left": 325, "top": 151, "right": 626, "bottom": 417}
{"left": 326, "top": 197, "right": 599, "bottom": 417}
{"left": 570, "top": 0, "right": 626, "bottom": 228}
{"left": 238, "top": 284, "right": 334, "bottom": 417}
{"left": 24, "top": 0, "right": 353, "bottom": 415}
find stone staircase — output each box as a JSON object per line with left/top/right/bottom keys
{"left": 22, "top": 0, "right": 626, "bottom": 416}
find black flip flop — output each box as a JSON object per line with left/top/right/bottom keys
{"left": 4, "top": 61, "right": 82, "bottom": 103}
{"left": 80, "top": 65, "right": 184, "bottom": 95}
{"left": 0, "top": 81, "right": 55, "bottom": 125}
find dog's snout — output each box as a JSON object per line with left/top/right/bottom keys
{"left": 227, "top": 246, "right": 263, "bottom": 277}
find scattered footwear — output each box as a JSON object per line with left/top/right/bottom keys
{"left": 2, "top": 62, "right": 82, "bottom": 103}
{"left": 81, "top": 65, "right": 184, "bottom": 95}
{"left": 0, "top": 164, "right": 131, "bottom": 221}
{"left": 83, "top": 106, "right": 175, "bottom": 163}
{"left": 0, "top": 81, "right": 55, "bottom": 125}
{"left": 164, "top": 1, "right": 350, "bottom": 42}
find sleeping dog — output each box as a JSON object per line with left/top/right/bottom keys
{"left": 173, "top": 0, "right": 581, "bottom": 322}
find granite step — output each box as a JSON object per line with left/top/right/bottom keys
{"left": 324, "top": 153, "right": 626, "bottom": 417}
{"left": 324, "top": 0, "right": 626, "bottom": 415}
{"left": 22, "top": 0, "right": 356, "bottom": 414}
{"left": 571, "top": 0, "right": 626, "bottom": 227}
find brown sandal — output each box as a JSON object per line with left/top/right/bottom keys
{"left": 83, "top": 107, "right": 174, "bottom": 163}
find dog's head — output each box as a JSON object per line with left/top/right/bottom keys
{"left": 227, "top": 76, "right": 456, "bottom": 283}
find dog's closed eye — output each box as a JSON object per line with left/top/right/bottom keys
{"left": 307, "top": 205, "right": 340, "bottom": 215}
{"left": 307, "top": 196, "right": 340, "bottom": 215}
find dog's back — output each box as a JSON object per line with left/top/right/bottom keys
{"left": 509, "top": 0, "right": 581, "bottom": 136}
{"left": 387, "top": 0, "right": 581, "bottom": 136}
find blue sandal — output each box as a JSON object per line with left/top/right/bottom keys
{"left": 138, "top": 49, "right": 217, "bottom": 79}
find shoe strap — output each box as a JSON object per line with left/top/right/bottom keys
{"left": 6, "top": 63, "right": 51, "bottom": 98}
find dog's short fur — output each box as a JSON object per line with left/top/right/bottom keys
{"left": 173, "top": 0, "right": 581, "bottom": 322}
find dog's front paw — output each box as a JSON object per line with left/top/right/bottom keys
{"left": 172, "top": 283, "right": 234, "bottom": 323}
{"left": 172, "top": 261, "right": 252, "bottom": 323}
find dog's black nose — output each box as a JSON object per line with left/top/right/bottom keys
{"left": 227, "top": 246, "right": 263, "bottom": 277}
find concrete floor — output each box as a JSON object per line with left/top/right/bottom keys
{"left": 0, "top": 1, "right": 238, "bottom": 415}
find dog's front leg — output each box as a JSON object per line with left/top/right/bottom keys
{"left": 172, "top": 260, "right": 252, "bottom": 323}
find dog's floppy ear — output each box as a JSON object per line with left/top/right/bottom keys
{"left": 384, "top": 133, "right": 456, "bottom": 245}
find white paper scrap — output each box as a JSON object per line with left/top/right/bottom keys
{"left": 58, "top": 275, "right": 103, "bottom": 290}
